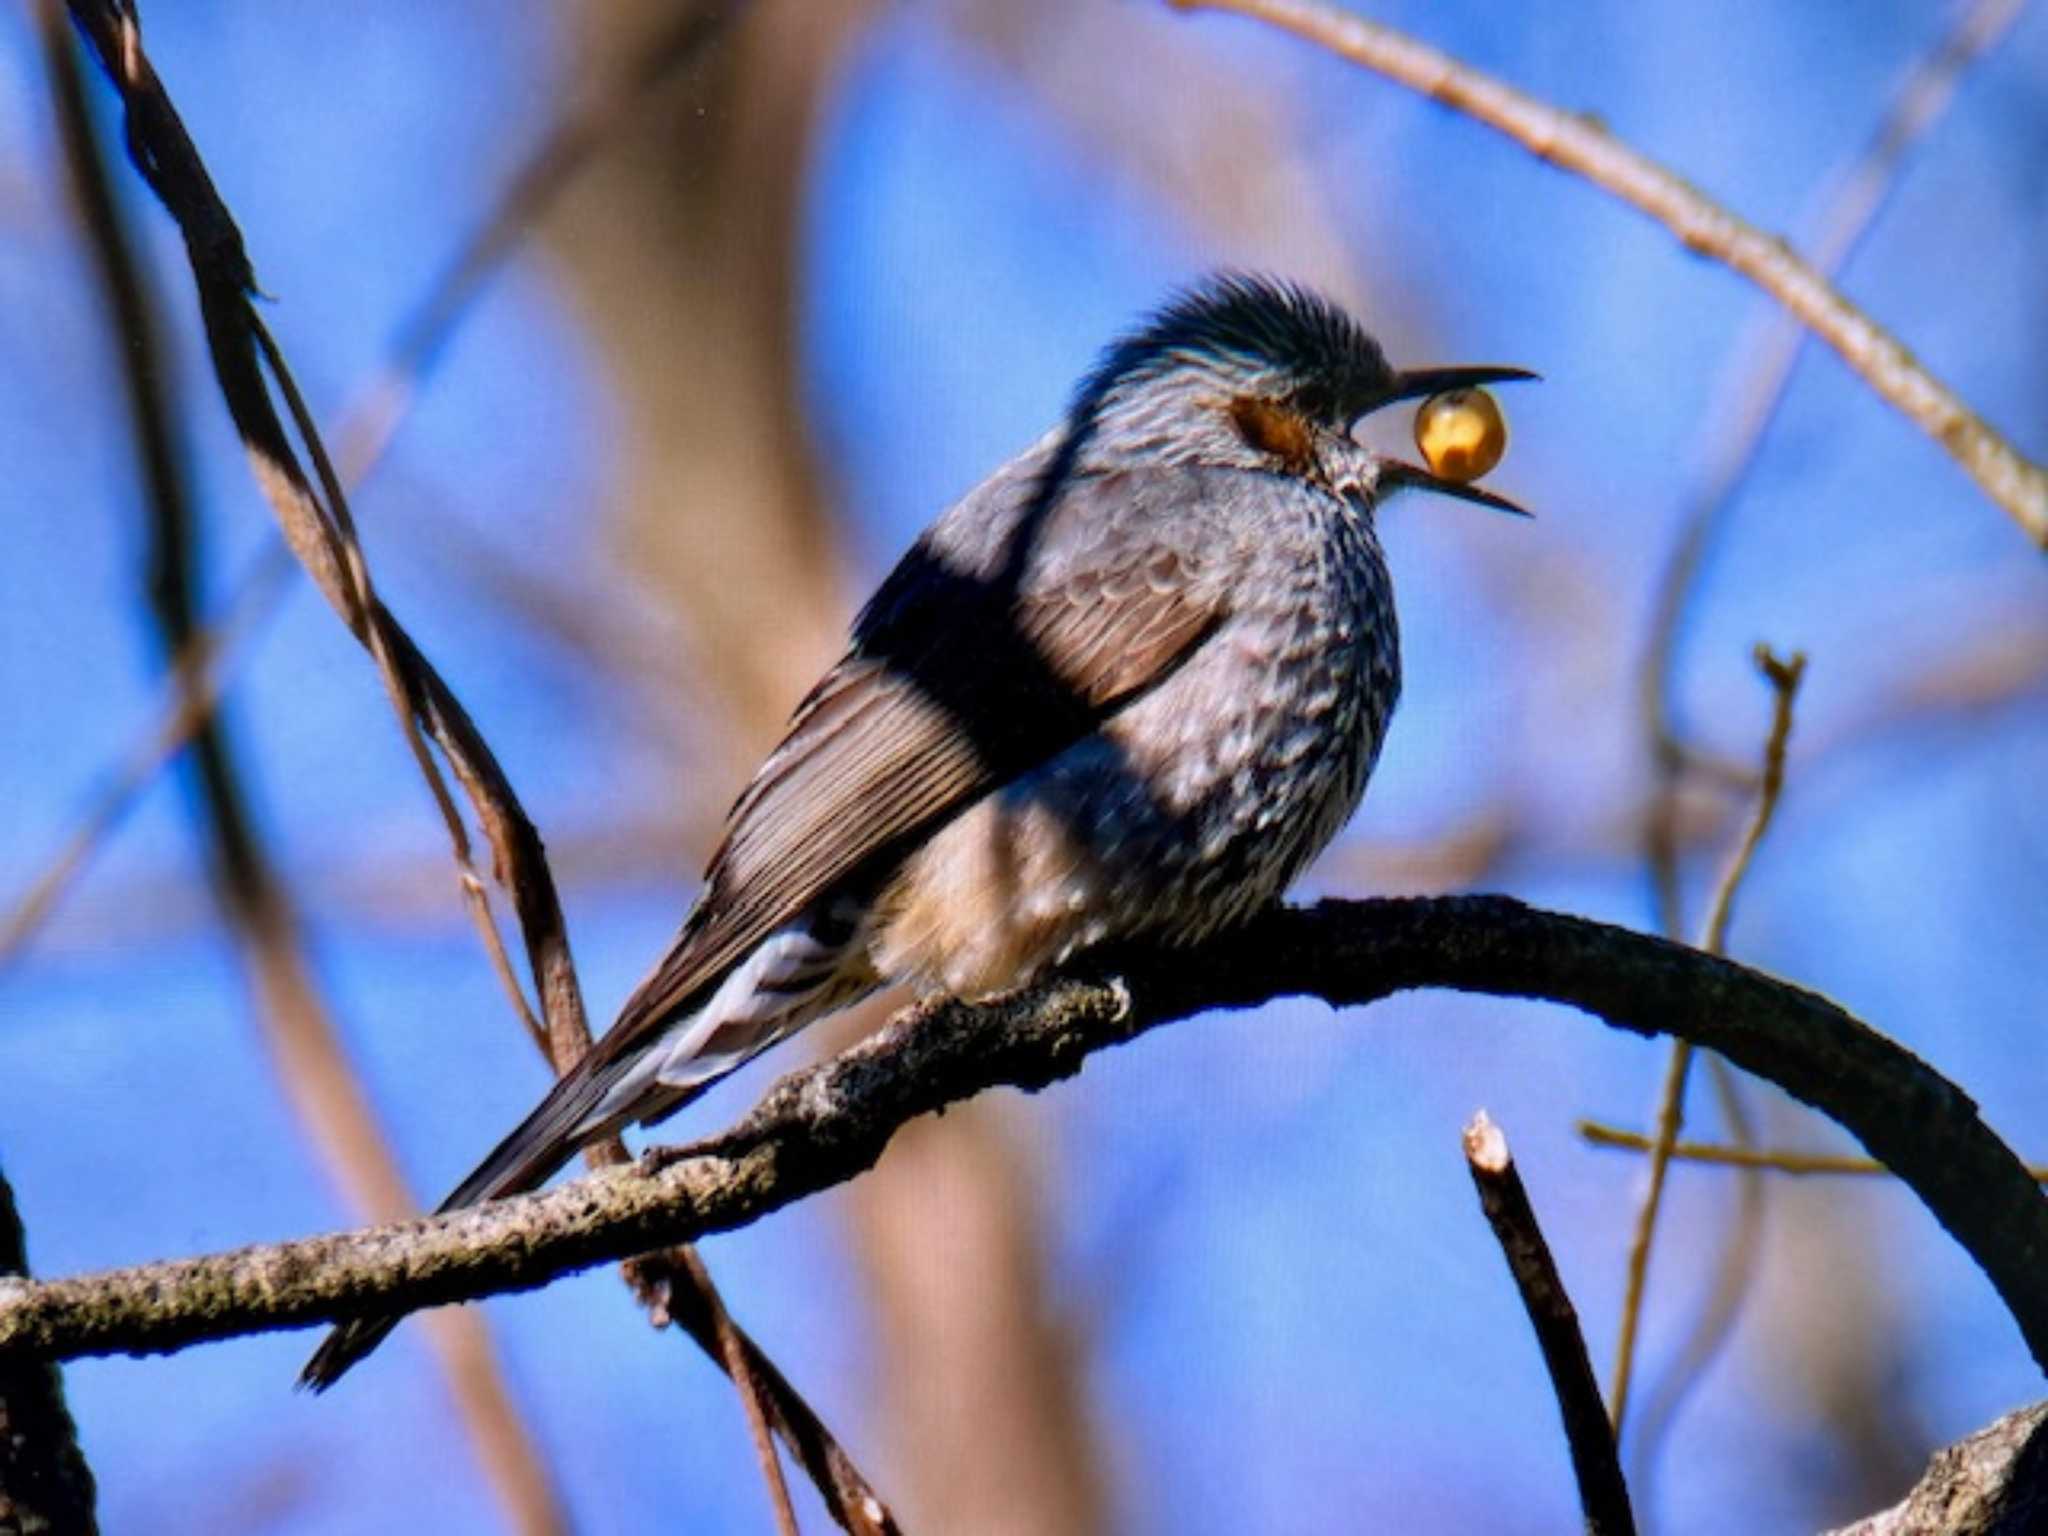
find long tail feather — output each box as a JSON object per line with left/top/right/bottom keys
{"left": 297, "top": 1046, "right": 648, "bottom": 1392}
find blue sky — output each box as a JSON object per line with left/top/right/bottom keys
{"left": 3, "top": 3, "right": 2045, "bottom": 1531}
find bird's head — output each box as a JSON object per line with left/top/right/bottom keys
{"left": 1075, "top": 273, "right": 1535, "bottom": 515}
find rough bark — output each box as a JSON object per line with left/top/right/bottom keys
{"left": 1829, "top": 1403, "right": 2048, "bottom": 1536}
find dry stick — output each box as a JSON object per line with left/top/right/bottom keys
{"left": 1609, "top": 649, "right": 1805, "bottom": 1434}
{"left": 622, "top": 1247, "right": 897, "bottom": 1536}
{"left": 60, "top": 5, "right": 890, "bottom": 1528}
{"left": 36, "top": 11, "right": 572, "bottom": 1532}
{"left": 6, "top": 896, "right": 2048, "bottom": 1377}
{"left": 643, "top": 1246, "right": 801, "bottom": 1536}
{"left": 1169, "top": 0, "right": 2048, "bottom": 547}
{"left": 1463, "top": 1113, "right": 1636, "bottom": 1536}
{"left": 1579, "top": 1124, "right": 2048, "bottom": 1183}
{"left": 0, "top": 1164, "right": 100, "bottom": 1536}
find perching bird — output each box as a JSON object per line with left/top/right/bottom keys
{"left": 302, "top": 273, "right": 1533, "bottom": 1388}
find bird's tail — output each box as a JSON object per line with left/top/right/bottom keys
{"left": 297, "top": 1042, "right": 672, "bottom": 1392}
{"left": 299, "top": 905, "right": 881, "bottom": 1390}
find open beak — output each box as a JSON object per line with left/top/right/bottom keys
{"left": 1363, "top": 364, "right": 1540, "bottom": 517}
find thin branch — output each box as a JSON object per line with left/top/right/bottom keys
{"left": 1609, "top": 648, "right": 1805, "bottom": 1432}
{"left": 0, "top": 1164, "right": 98, "bottom": 1536}
{"left": 622, "top": 1248, "right": 899, "bottom": 1536}
{"left": 58, "top": 6, "right": 886, "bottom": 1529}
{"left": 654, "top": 1248, "right": 799, "bottom": 1536}
{"left": 1608, "top": 1038, "right": 1694, "bottom": 1432}
{"left": 1169, "top": 0, "right": 2048, "bottom": 547}
{"left": 4, "top": 896, "right": 2047, "bottom": 1380}
{"left": 1623, "top": 1051, "right": 1761, "bottom": 1495}
{"left": 1641, "top": 0, "right": 2027, "bottom": 932}
{"left": 39, "top": 9, "right": 571, "bottom": 1529}
{"left": 1463, "top": 1112, "right": 1635, "bottom": 1536}
{"left": 1700, "top": 649, "right": 1806, "bottom": 958}
{"left": 1580, "top": 1123, "right": 2048, "bottom": 1183}
{"left": 0, "top": 0, "right": 737, "bottom": 969}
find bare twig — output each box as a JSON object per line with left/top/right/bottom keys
{"left": 1580, "top": 1123, "right": 2048, "bottom": 1182}
{"left": 1169, "top": 0, "right": 2048, "bottom": 546}
{"left": 1700, "top": 649, "right": 1806, "bottom": 957}
{"left": 56, "top": 5, "right": 887, "bottom": 1529}
{"left": 38, "top": 10, "right": 571, "bottom": 1530}
{"left": 1605, "top": 643, "right": 1802, "bottom": 1441}
{"left": 0, "top": 1164, "right": 98, "bottom": 1536}
{"left": 1641, "top": 0, "right": 2027, "bottom": 931}
{"left": 5, "top": 896, "right": 2047, "bottom": 1380}
{"left": 622, "top": 1246, "right": 898, "bottom": 1536}
{"left": 0, "top": 0, "right": 738, "bottom": 968}
{"left": 650, "top": 1248, "right": 800, "bottom": 1536}
{"left": 1622, "top": 1052, "right": 1761, "bottom": 1491}
{"left": 1610, "top": 648, "right": 1805, "bottom": 1432}
{"left": 1463, "top": 1112, "right": 1635, "bottom": 1536}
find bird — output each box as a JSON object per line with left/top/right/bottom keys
{"left": 301, "top": 273, "right": 1533, "bottom": 1389}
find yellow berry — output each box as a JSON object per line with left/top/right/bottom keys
{"left": 1413, "top": 387, "right": 1508, "bottom": 483}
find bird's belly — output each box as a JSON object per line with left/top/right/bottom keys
{"left": 869, "top": 618, "right": 1393, "bottom": 999}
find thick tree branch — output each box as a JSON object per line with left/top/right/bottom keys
{"left": 1828, "top": 1401, "right": 2048, "bottom": 1536}
{"left": 2, "top": 896, "right": 2044, "bottom": 1380}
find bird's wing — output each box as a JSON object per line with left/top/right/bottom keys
{"left": 589, "top": 461, "right": 1241, "bottom": 1065}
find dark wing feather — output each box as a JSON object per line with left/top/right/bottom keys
{"left": 591, "top": 463, "right": 1238, "bottom": 1064}
{"left": 299, "top": 464, "right": 1241, "bottom": 1390}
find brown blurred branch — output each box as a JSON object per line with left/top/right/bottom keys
{"left": 0, "top": 1165, "right": 98, "bottom": 1536}
{"left": 1463, "top": 1112, "right": 1635, "bottom": 1536}
{"left": 0, "top": 541, "right": 292, "bottom": 965}
{"left": 332, "top": 0, "right": 743, "bottom": 486}
{"left": 0, "top": 0, "right": 739, "bottom": 966}
{"left": 1580, "top": 1124, "right": 2048, "bottom": 1183}
{"left": 1641, "top": 0, "right": 2025, "bottom": 935}
{"left": 1610, "top": 648, "right": 1805, "bottom": 1432}
{"left": 7, "top": 896, "right": 2048, "bottom": 1380}
{"left": 1170, "top": 0, "right": 2048, "bottom": 547}
{"left": 542, "top": 1, "right": 1064, "bottom": 1527}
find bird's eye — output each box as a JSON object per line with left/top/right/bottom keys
{"left": 1413, "top": 388, "right": 1508, "bottom": 483}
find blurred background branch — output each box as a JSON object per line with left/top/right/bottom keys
{"left": 1171, "top": 0, "right": 2048, "bottom": 545}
